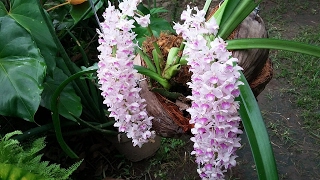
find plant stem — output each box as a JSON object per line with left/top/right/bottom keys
{"left": 145, "top": 24, "right": 165, "bottom": 73}
{"left": 71, "top": 114, "right": 117, "bottom": 135}
{"left": 203, "top": 0, "right": 213, "bottom": 15}
{"left": 65, "top": 29, "right": 107, "bottom": 122}
{"left": 66, "top": 29, "right": 90, "bottom": 67}
{"left": 13, "top": 121, "right": 76, "bottom": 142}
{"left": 146, "top": 25, "right": 164, "bottom": 61}
{"left": 59, "top": 0, "right": 99, "bottom": 39}
{"left": 46, "top": 1, "right": 70, "bottom": 12}
{"left": 40, "top": 4, "right": 102, "bottom": 119}
{"left": 175, "top": 41, "right": 185, "bottom": 64}
{"left": 153, "top": 0, "right": 156, "bottom": 8}
{"left": 88, "top": 0, "right": 102, "bottom": 31}
{"left": 51, "top": 69, "right": 97, "bottom": 159}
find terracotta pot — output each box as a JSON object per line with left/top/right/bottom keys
{"left": 109, "top": 134, "right": 161, "bottom": 162}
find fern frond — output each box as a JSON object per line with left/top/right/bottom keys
{"left": 0, "top": 131, "right": 82, "bottom": 180}
{"left": 27, "top": 137, "right": 46, "bottom": 157}
{"left": 61, "top": 159, "right": 83, "bottom": 179}
{"left": 3, "top": 131, "right": 22, "bottom": 141}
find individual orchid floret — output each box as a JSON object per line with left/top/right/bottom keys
{"left": 174, "top": 6, "right": 243, "bottom": 180}
{"left": 119, "top": 0, "right": 142, "bottom": 16}
{"left": 118, "top": 0, "right": 150, "bottom": 28}
{"left": 134, "top": 14, "right": 151, "bottom": 27}
{"left": 97, "top": 1, "right": 155, "bottom": 147}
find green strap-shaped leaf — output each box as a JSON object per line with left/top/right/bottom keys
{"left": 0, "top": 16, "right": 46, "bottom": 121}
{"left": 213, "top": 0, "right": 262, "bottom": 39}
{"left": 227, "top": 38, "right": 320, "bottom": 58}
{"left": 134, "top": 65, "right": 171, "bottom": 89}
{"left": 237, "top": 72, "right": 278, "bottom": 180}
{"left": 0, "top": 0, "right": 57, "bottom": 75}
{"left": 41, "top": 68, "right": 82, "bottom": 121}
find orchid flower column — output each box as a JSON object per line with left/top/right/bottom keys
{"left": 174, "top": 6, "right": 244, "bottom": 179}
{"left": 96, "top": 0, "right": 155, "bottom": 147}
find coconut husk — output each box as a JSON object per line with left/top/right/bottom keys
{"left": 139, "top": 80, "right": 187, "bottom": 137}
{"left": 137, "top": 10, "right": 273, "bottom": 137}
{"left": 249, "top": 58, "right": 273, "bottom": 97}
{"left": 231, "top": 13, "right": 270, "bottom": 85}
{"left": 134, "top": 55, "right": 187, "bottom": 137}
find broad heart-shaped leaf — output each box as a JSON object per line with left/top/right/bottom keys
{"left": 0, "top": 2, "right": 6, "bottom": 16}
{"left": 0, "top": 0, "right": 57, "bottom": 75}
{"left": 0, "top": 17, "right": 46, "bottom": 121}
{"left": 41, "top": 68, "right": 82, "bottom": 121}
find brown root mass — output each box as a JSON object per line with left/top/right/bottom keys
{"left": 142, "top": 32, "right": 183, "bottom": 60}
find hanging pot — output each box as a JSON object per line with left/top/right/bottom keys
{"left": 137, "top": 10, "right": 273, "bottom": 138}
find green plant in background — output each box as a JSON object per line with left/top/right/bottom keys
{"left": 273, "top": 26, "right": 320, "bottom": 133}
{"left": 148, "top": 138, "right": 187, "bottom": 179}
{"left": 0, "top": 0, "right": 176, "bottom": 159}
{"left": 0, "top": 131, "right": 81, "bottom": 180}
{"left": 0, "top": 0, "right": 118, "bottom": 160}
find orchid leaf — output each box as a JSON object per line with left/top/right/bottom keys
{"left": 162, "top": 64, "right": 181, "bottom": 80}
{"left": 237, "top": 72, "right": 278, "bottom": 180}
{"left": 152, "top": 49, "right": 161, "bottom": 75}
{"left": 215, "top": 0, "right": 240, "bottom": 28}
{"left": 134, "top": 65, "right": 171, "bottom": 89}
{"left": 137, "top": 3, "right": 150, "bottom": 16}
{"left": 215, "top": 0, "right": 262, "bottom": 39}
{"left": 227, "top": 38, "right": 320, "bottom": 58}
{"left": 210, "top": 0, "right": 229, "bottom": 26}
{"left": 165, "top": 47, "right": 180, "bottom": 69}
{"left": 0, "top": 16, "right": 46, "bottom": 121}
{"left": 137, "top": 48, "right": 157, "bottom": 73}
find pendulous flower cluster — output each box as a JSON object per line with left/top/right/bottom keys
{"left": 174, "top": 6, "right": 244, "bottom": 180}
{"left": 96, "top": 0, "right": 155, "bottom": 147}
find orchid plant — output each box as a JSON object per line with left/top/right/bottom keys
{"left": 95, "top": 0, "right": 320, "bottom": 179}
{"left": 1, "top": 0, "right": 320, "bottom": 179}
